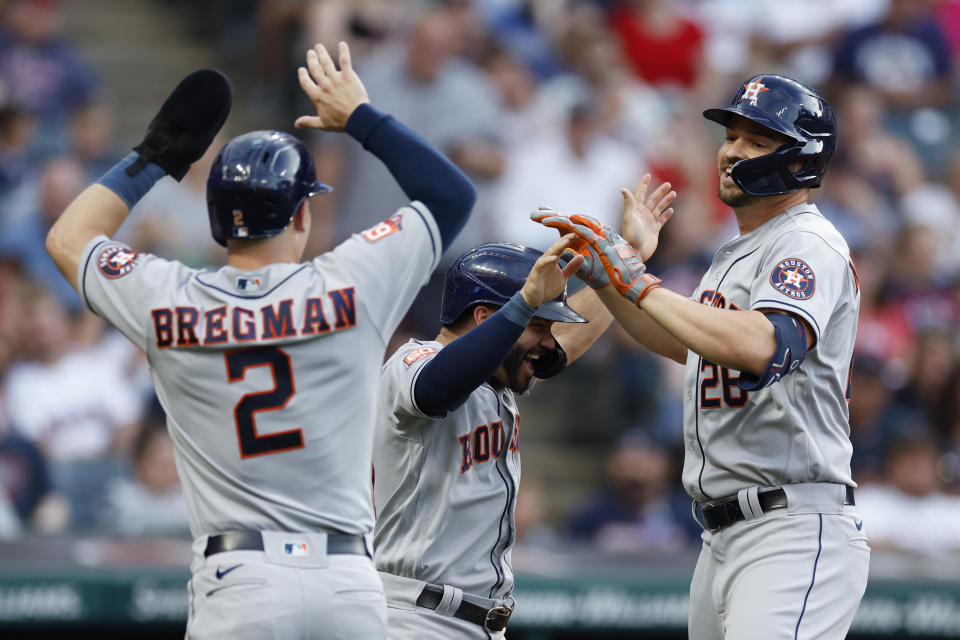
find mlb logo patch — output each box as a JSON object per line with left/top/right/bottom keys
{"left": 236, "top": 276, "right": 262, "bottom": 291}
{"left": 283, "top": 541, "right": 309, "bottom": 556}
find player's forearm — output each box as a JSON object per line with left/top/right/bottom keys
{"left": 345, "top": 104, "right": 476, "bottom": 249}
{"left": 415, "top": 293, "right": 534, "bottom": 415}
{"left": 551, "top": 286, "right": 613, "bottom": 363}
{"left": 639, "top": 287, "right": 776, "bottom": 374}
{"left": 596, "top": 286, "right": 688, "bottom": 364}
{"left": 46, "top": 184, "right": 130, "bottom": 290}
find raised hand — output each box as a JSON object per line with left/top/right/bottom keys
{"left": 295, "top": 42, "right": 370, "bottom": 132}
{"left": 531, "top": 208, "right": 661, "bottom": 306}
{"left": 620, "top": 173, "right": 676, "bottom": 261}
{"left": 519, "top": 234, "right": 585, "bottom": 308}
{"left": 530, "top": 209, "right": 615, "bottom": 290}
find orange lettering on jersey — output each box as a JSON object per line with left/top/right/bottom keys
{"left": 360, "top": 213, "right": 403, "bottom": 242}
{"left": 403, "top": 347, "right": 437, "bottom": 366}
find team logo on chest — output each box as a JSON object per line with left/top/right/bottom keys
{"left": 97, "top": 246, "right": 143, "bottom": 279}
{"left": 770, "top": 258, "right": 815, "bottom": 299}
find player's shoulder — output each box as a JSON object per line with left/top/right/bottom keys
{"left": 384, "top": 339, "right": 443, "bottom": 370}
{"left": 87, "top": 237, "right": 194, "bottom": 283}
{"left": 774, "top": 204, "right": 851, "bottom": 256}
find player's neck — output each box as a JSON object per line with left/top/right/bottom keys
{"left": 733, "top": 190, "right": 808, "bottom": 235}
{"left": 226, "top": 235, "right": 303, "bottom": 269}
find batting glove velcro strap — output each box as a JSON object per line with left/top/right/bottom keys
{"left": 624, "top": 272, "right": 662, "bottom": 306}
{"left": 128, "top": 69, "right": 233, "bottom": 181}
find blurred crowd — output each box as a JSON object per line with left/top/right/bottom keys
{"left": 2, "top": 0, "right": 960, "bottom": 560}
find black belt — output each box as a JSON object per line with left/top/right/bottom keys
{"left": 204, "top": 531, "right": 370, "bottom": 558}
{"left": 701, "top": 486, "right": 855, "bottom": 533}
{"left": 416, "top": 584, "right": 513, "bottom": 633}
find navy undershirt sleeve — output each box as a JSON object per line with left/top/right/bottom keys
{"left": 414, "top": 293, "right": 536, "bottom": 416}
{"left": 346, "top": 104, "right": 476, "bottom": 251}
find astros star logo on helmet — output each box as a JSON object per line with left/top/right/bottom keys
{"left": 739, "top": 80, "right": 770, "bottom": 107}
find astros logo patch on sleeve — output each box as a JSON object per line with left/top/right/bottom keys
{"left": 769, "top": 258, "right": 815, "bottom": 300}
{"left": 97, "top": 246, "right": 143, "bottom": 279}
{"left": 403, "top": 346, "right": 437, "bottom": 366}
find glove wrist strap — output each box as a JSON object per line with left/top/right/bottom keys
{"left": 626, "top": 273, "right": 663, "bottom": 306}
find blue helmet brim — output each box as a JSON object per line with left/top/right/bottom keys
{"left": 536, "top": 299, "right": 587, "bottom": 323}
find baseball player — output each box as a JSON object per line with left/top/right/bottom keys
{"left": 45, "top": 42, "right": 477, "bottom": 640}
{"left": 372, "top": 240, "right": 612, "bottom": 639}
{"left": 534, "top": 74, "right": 869, "bottom": 639}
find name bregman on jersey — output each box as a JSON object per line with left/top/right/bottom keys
{"left": 150, "top": 287, "right": 357, "bottom": 349}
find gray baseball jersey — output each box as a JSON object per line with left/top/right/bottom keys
{"left": 681, "top": 203, "right": 859, "bottom": 502}
{"left": 373, "top": 339, "right": 521, "bottom": 600}
{"left": 77, "top": 202, "right": 441, "bottom": 539}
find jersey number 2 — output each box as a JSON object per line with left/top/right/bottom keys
{"left": 224, "top": 347, "right": 303, "bottom": 458}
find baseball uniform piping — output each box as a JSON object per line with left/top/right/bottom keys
{"left": 794, "top": 514, "right": 823, "bottom": 639}
{"left": 195, "top": 264, "right": 310, "bottom": 299}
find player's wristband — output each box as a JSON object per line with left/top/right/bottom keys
{"left": 500, "top": 291, "right": 537, "bottom": 327}
{"left": 97, "top": 152, "right": 166, "bottom": 208}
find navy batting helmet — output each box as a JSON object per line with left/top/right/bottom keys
{"left": 440, "top": 243, "right": 587, "bottom": 326}
{"left": 703, "top": 74, "right": 836, "bottom": 197}
{"left": 207, "top": 130, "right": 332, "bottom": 246}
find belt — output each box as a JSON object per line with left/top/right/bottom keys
{"left": 701, "top": 486, "right": 855, "bottom": 533}
{"left": 416, "top": 584, "right": 514, "bottom": 633}
{"left": 204, "top": 531, "right": 370, "bottom": 558}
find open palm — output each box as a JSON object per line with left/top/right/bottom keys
{"left": 621, "top": 173, "right": 677, "bottom": 262}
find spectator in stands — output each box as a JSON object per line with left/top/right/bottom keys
{"left": 848, "top": 354, "right": 921, "bottom": 485}
{"left": 893, "top": 327, "right": 958, "bottom": 430}
{"left": 0, "top": 0, "right": 103, "bottom": 158}
{"left": 493, "top": 95, "right": 643, "bottom": 251}
{"left": 2, "top": 288, "right": 146, "bottom": 530}
{"left": 855, "top": 432, "right": 960, "bottom": 555}
{"left": 830, "top": 0, "right": 954, "bottom": 112}
{"left": 606, "top": 0, "right": 707, "bottom": 97}
{"left": 0, "top": 155, "right": 86, "bottom": 312}
{"left": 935, "top": 362, "right": 960, "bottom": 493}
{"left": 98, "top": 415, "right": 189, "bottom": 538}
{"left": 0, "top": 104, "right": 36, "bottom": 218}
{"left": 829, "top": 0, "right": 955, "bottom": 172}
{"left": 68, "top": 101, "right": 121, "bottom": 183}
{"left": 514, "top": 474, "right": 562, "bottom": 550}
{"left": 568, "top": 431, "right": 699, "bottom": 552}
{"left": 312, "top": 5, "right": 505, "bottom": 259}
{"left": 0, "top": 325, "right": 68, "bottom": 535}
